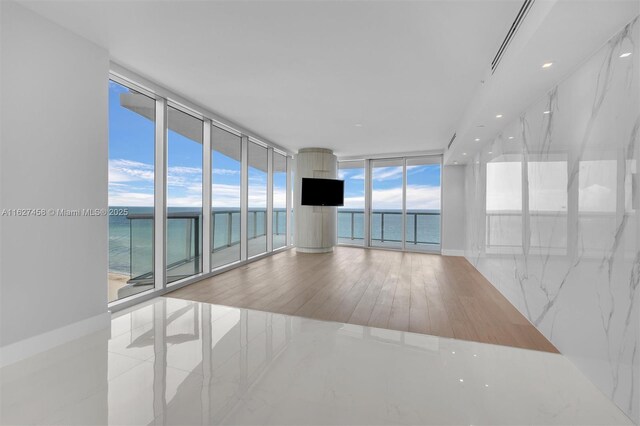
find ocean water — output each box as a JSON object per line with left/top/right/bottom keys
{"left": 109, "top": 207, "right": 440, "bottom": 275}
{"left": 109, "top": 207, "right": 285, "bottom": 275}
{"left": 338, "top": 209, "right": 441, "bottom": 244}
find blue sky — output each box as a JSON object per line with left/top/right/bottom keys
{"left": 109, "top": 80, "right": 283, "bottom": 208}
{"left": 339, "top": 164, "right": 441, "bottom": 210}
{"left": 110, "top": 80, "right": 440, "bottom": 211}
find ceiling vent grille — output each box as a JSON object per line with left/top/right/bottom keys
{"left": 447, "top": 133, "right": 457, "bottom": 150}
{"left": 491, "top": 0, "right": 535, "bottom": 73}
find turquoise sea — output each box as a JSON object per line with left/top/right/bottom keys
{"left": 109, "top": 207, "right": 440, "bottom": 275}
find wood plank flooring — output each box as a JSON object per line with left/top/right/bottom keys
{"left": 167, "top": 246, "right": 558, "bottom": 353}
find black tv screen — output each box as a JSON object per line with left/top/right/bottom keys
{"left": 301, "top": 178, "right": 344, "bottom": 206}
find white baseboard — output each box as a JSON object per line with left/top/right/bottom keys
{"left": 0, "top": 312, "right": 110, "bottom": 368}
{"left": 441, "top": 249, "right": 465, "bottom": 257}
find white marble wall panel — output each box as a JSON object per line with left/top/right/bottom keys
{"left": 465, "top": 17, "right": 640, "bottom": 423}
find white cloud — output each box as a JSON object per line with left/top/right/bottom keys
{"left": 341, "top": 166, "right": 404, "bottom": 182}
{"left": 339, "top": 169, "right": 365, "bottom": 180}
{"left": 109, "top": 190, "right": 154, "bottom": 207}
{"left": 372, "top": 167, "right": 403, "bottom": 181}
{"left": 211, "top": 184, "right": 242, "bottom": 208}
{"left": 166, "top": 195, "right": 203, "bottom": 208}
{"left": 274, "top": 187, "right": 287, "bottom": 208}
{"left": 212, "top": 168, "right": 240, "bottom": 176}
{"left": 169, "top": 166, "right": 201, "bottom": 175}
{"left": 406, "top": 185, "right": 441, "bottom": 210}
{"left": 371, "top": 185, "right": 440, "bottom": 210}
{"left": 109, "top": 159, "right": 155, "bottom": 206}
{"left": 248, "top": 184, "right": 267, "bottom": 208}
{"left": 343, "top": 195, "right": 365, "bottom": 209}
{"left": 167, "top": 166, "right": 203, "bottom": 189}
{"left": 109, "top": 159, "right": 154, "bottom": 183}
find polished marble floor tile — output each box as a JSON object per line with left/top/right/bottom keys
{"left": 0, "top": 297, "right": 633, "bottom": 425}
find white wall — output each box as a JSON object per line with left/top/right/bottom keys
{"left": 441, "top": 165, "right": 466, "bottom": 255}
{"left": 463, "top": 17, "right": 639, "bottom": 423}
{"left": 0, "top": 1, "right": 109, "bottom": 364}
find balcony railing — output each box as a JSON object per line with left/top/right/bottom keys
{"left": 126, "top": 208, "right": 286, "bottom": 285}
{"left": 338, "top": 209, "right": 441, "bottom": 245}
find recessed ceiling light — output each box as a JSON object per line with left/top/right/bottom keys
{"left": 452, "top": 351, "right": 456, "bottom": 354}
{"left": 485, "top": 384, "right": 489, "bottom": 388}
{"left": 459, "top": 379, "right": 464, "bottom": 383}
{"left": 474, "top": 138, "right": 480, "bottom": 142}
{"left": 508, "top": 136, "right": 514, "bottom": 140}
{"left": 542, "top": 62, "right": 553, "bottom": 68}
{"left": 495, "top": 114, "right": 503, "bottom": 118}
{"left": 543, "top": 110, "right": 551, "bottom": 114}
{"left": 620, "top": 52, "right": 632, "bottom": 58}
{"left": 355, "top": 124, "right": 363, "bottom": 127}
{"left": 454, "top": 161, "right": 458, "bottom": 165}
{"left": 488, "top": 151, "right": 492, "bottom": 154}
{"left": 462, "top": 153, "right": 467, "bottom": 156}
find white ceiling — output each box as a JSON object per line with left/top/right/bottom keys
{"left": 17, "top": 0, "right": 522, "bottom": 157}
{"left": 17, "top": 0, "right": 637, "bottom": 159}
{"left": 445, "top": 0, "right": 639, "bottom": 165}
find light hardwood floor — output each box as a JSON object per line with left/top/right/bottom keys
{"left": 168, "top": 246, "right": 558, "bottom": 353}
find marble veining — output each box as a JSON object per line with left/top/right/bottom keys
{"left": 0, "top": 297, "right": 634, "bottom": 425}
{"left": 465, "top": 16, "right": 640, "bottom": 424}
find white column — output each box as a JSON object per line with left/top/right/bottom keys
{"left": 364, "top": 159, "right": 372, "bottom": 247}
{"left": 286, "top": 155, "right": 292, "bottom": 246}
{"left": 401, "top": 158, "right": 407, "bottom": 251}
{"left": 240, "top": 136, "right": 249, "bottom": 261}
{"left": 267, "top": 147, "right": 274, "bottom": 252}
{"left": 202, "top": 120, "right": 212, "bottom": 272}
{"left": 295, "top": 148, "right": 337, "bottom": 253}
{"left": 154, "top": 98, "right": 167, "bottom": 290}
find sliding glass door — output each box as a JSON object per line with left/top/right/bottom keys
{"left": 107, "top": 73, "right": 293, "bottom": 305}
{"left": 354, "top": 156, "right": 441, "bottom": 252}
{"left": 405, "top": 157, "right": 441, "bottom": 251}
{"left": 338, "top": 161, "right": 365, "bottom": 245}
{"left": 211, "top": 125, "right": 242, "bottom": 269}
{"left": 107, "top": 80, "right": 156, "bottom": 302}
{"left": 371, "top": 159, "right": 404, "bottom": 249}
{"left": 166, "top": 107, "right": 203, "bottom": 284}
{"left": 248, "top": 141, "right": 268, "bottom": 258}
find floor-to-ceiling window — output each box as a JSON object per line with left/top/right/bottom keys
{"left": 405, "top": 157, "right": 441, "bottom": 251}
{"left": 108, "top": 80, "right": 156, "bottom": 303}
{"left": 338, "top": 161, "right": 365, "bottom": 245}
{"left": 211, "top": 125, "right": 242, "bottom": 269}
{"left": 371, "top": 159, "right": 404, "bottom": 249}
{"left": 248, "top": 141, "right": 268, "bottom": 257}
{"left": 107, "top": 72, "right": 292, "bottom": 306}
{"left": 166, "top": 106, "right": 203, "bottom": 284}
{"left": 338, "top": 155, "right": 441, "bottom": 252}
{"left": 273, "top": 152, "right": 287, "bottom": 250}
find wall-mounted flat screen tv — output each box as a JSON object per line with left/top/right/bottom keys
{"left": 301, "top": 178, "right": 344, "bottom": 206}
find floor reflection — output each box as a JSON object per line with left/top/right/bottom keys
{"left": 0, "top": 297, "right": 633, "bottom": 425}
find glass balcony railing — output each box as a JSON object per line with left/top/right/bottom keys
{"left": 125, "top": 208, "right": 286, "bottom": 288}
{"left": 338, "top": 209, "right": 441, "bottom": 247}
{"left": 337, "top": 209, "right": 365, "bottom": 243}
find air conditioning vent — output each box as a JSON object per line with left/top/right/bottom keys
{"left": 447, "top": 132, "right": 457, "bottom": 150}
{"left": 491, "top": 0, "right": 535, "bottom": 73}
